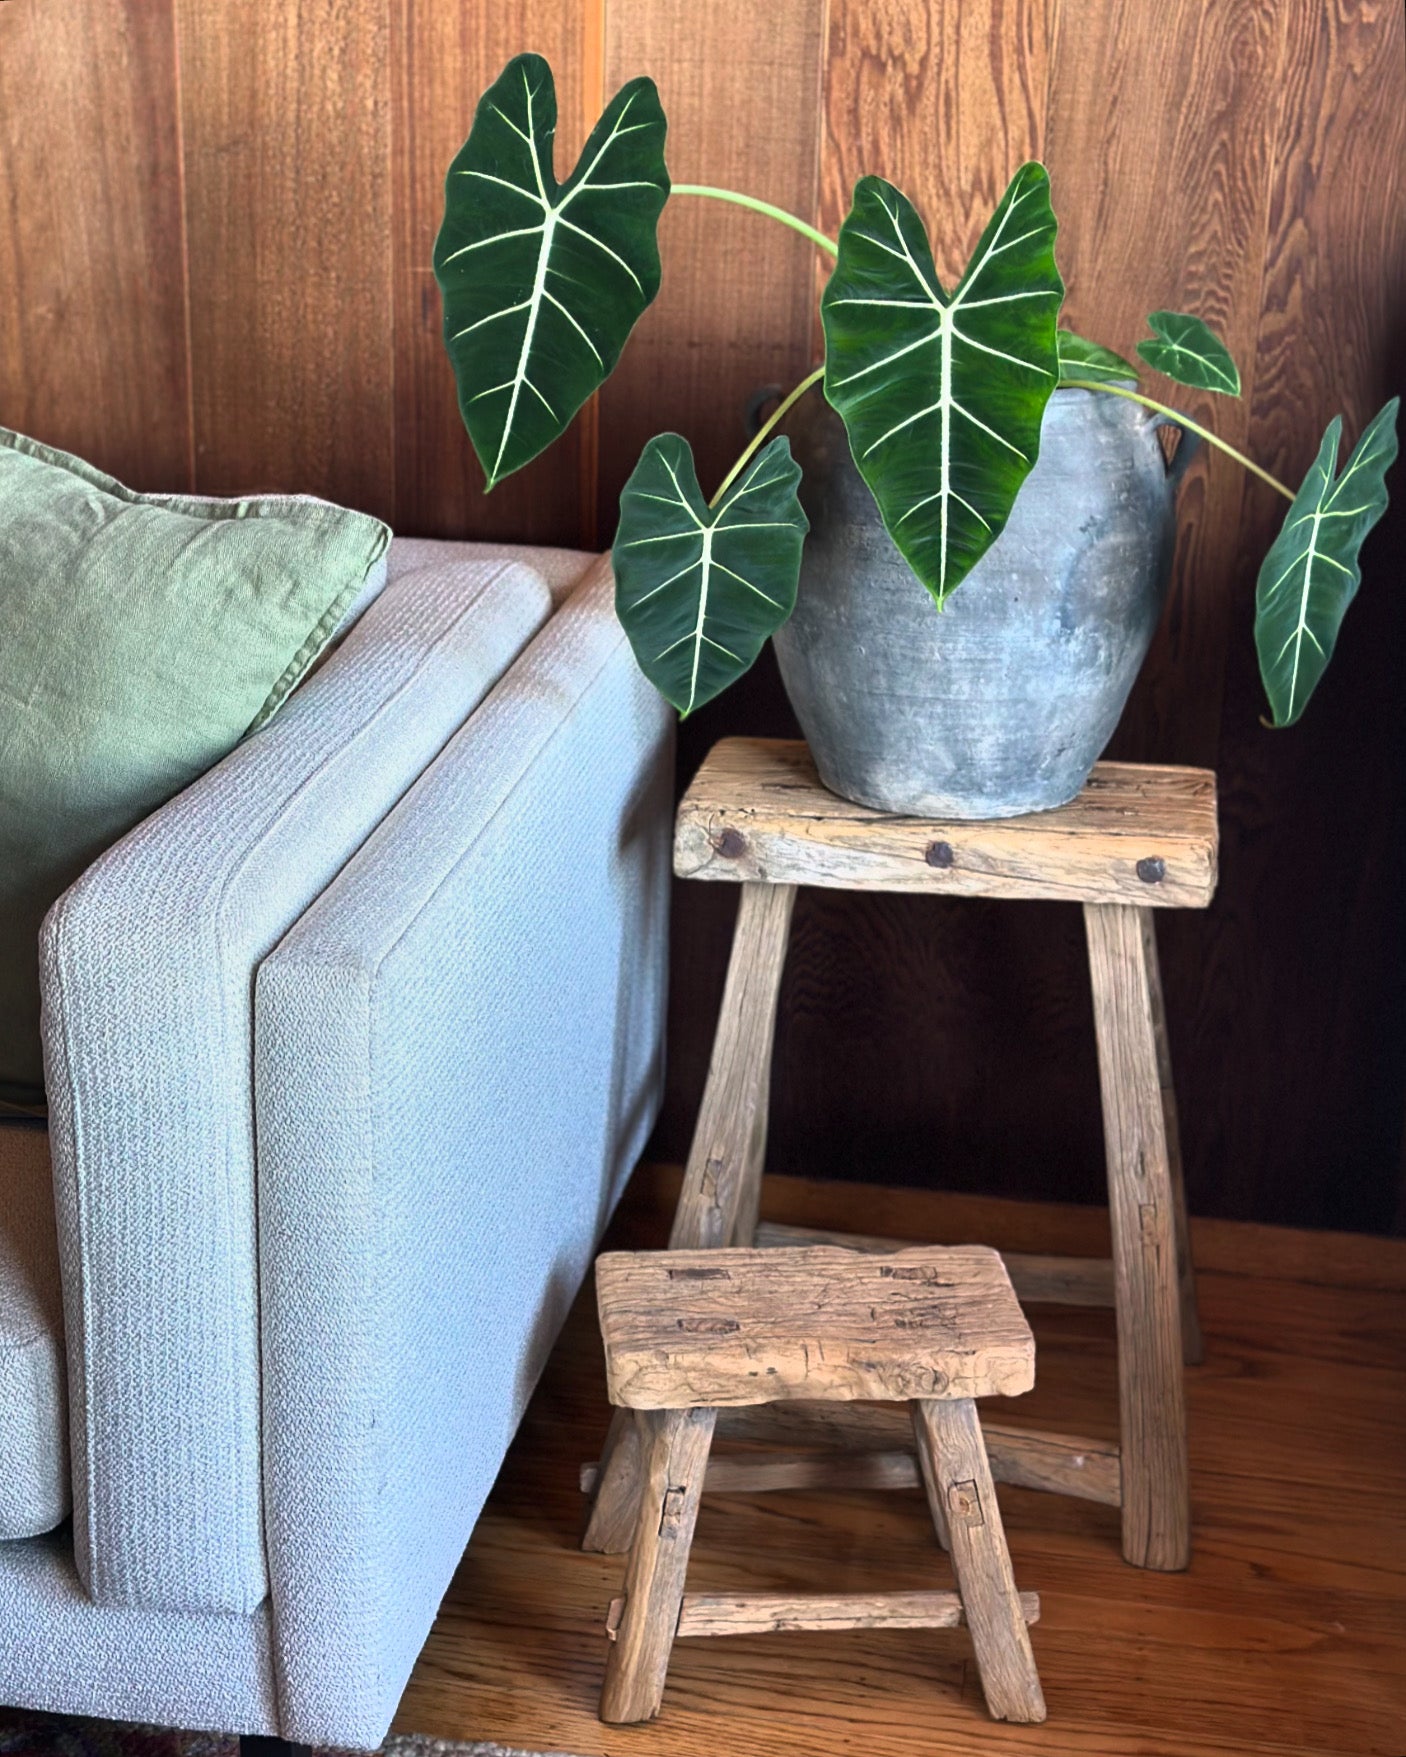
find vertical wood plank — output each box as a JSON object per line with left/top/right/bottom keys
{"left": 821, "top": 0, "right": 1049, "bottom": 288}
{"left": 390, "top": 2, "right": 592, "bottom": 542}
{"left": 1044, "top": 0, "right": 1286, "bottom": 770}
{"left": 176, "top": 0, "right": 394, "bottom": 516}
{"left": 1212, "top": 0, "right": 1406, "bottom": 1232}
{"left": 0, "top": 0, "right": 191, "bottom": 489}
{"left": 596, "top": 0, "right": 827, "bottom": 531}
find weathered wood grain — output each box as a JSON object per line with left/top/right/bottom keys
{"left": 821, "top": 0, "right": 1048, "bottom": 292}
{"left": 1044, "top": 0, "right": 1285, "bottom": 772}
{"left": 616, "top": 1588, "right": 1040, "bottom": 1639}
{"left": 596, "top": 0, "right": 827, "bottom": 532}
{"left": 398, "top": 1165, "right": 1406, "bottom": 1757}
{"left": 914, "top": 1398, "right": 1047, "bottom": 1722}
{"left": 586, "top": 1421, "right": 1121, "bottom": 1506}
{"left": 676, "top": 739, "right": 1219, "bottom": 907}
{"left": 669, "top": 883, "right": 798, "bottom": 1254}
{"left": 1140, "top": 909, "right": 1204, "bottom": 1363}
{"left": 1210, "top": 0, "right": 1406, "bottom": 1236}
{"left": 1085, "top": 903, "right": 1191, "bottom": 1570}
{"left": 176, "top": 0, "right": 393, "bottom": 515}
{"left": 389, "top": 0, "right": 589, "bottom": 542}
{"left": 597, "top": 1244, "right": 1035, "bottom": 1409}
{"left": 0, "top": 0, "right": 191, "bottom": 490}
{"left": 600, "top": 1405, "right": 716, "bottom": 1723}
{"left": 755, "top": 1219, "right": 1117, "bottom": 1308}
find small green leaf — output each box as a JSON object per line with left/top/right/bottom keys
{"left": 820, "top": 165, "right": 1063, "bottom": 606}
{"left": 435, "top": 54, "right": 669, "bottom": 488}
{"left": 1255, "top": 398, "right": 1399, "bottom": 727}
{"left": 1136, "top": 311, "right": 1240, "bottom": 396}
{"left": 1058, "top": 329, "right": 1138, "bottom": 387}
{"left": 615, "top": 435, "right": 808, "bottom": 717}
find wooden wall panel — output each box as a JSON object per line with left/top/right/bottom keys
{"left": 0, "top": 0, "right": 190, "bottom": 490}
{"left": 1203, "top": 0, "right": 1406, "bottom": 1230}
{"left": 821, "top": 0, "right": 1048, "bottom": 286}
{"left": 390, "top": 2, "right": 593, "bottom": 542}
{"left": 600, "top": 0, "right": 828, "bottom": 1172}
{"left": 596, "top": 0, "right": 828, "bottom": 525}
{"left": 1045, "top": 0, "right": 1284, "bottom": 770}
{"left": 175, "top": 0, "right": 394, "bottom": 517}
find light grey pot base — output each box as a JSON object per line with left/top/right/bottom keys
{"left": 772, "top": 388, "right": 1196, "bottom": 820}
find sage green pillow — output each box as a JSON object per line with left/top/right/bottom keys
{"left": 0, "top": 427, "right": 391, "bottom": 1110}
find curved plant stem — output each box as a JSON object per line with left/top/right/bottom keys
{"left": 671, "top": 184, "right": 840, "bottom": 258}
{"left": 710, "top": 366, "right": 826, "bottom": 509}
{"left": 1063, "top": 378, "right": 1295, "bottom": 502}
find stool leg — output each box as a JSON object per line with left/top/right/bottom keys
{"left": 1141, "top": 909, "right": 1204, "bottom": 1366}
{"left": 1085, "top": 903, "right": 1192, "bottom": 1571}
{"left": 583, "top": 883, "right": 794, "bottom": 1553}
{"left": 911, "top": 1402, "right": 950, "bottom": 1551}
{"left": 582, "top": 1408, "right": 641, "bottom": 1554}
{"left": 669, "top": 882, "right": 796, "bottom": 1252}
{"left": 913, "top": 1399, "right": 1045, "bottom": 1724}
{"left": 601, "top": 1406, "right": 716, "bottom": 1724}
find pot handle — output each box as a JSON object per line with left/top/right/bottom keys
{"left": 1146, "top": 410, "right": 1203, "bottom": 496}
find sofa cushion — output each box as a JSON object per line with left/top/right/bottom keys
{"left": 0, "top": 426, "right": 391, "bottom": 1106}
{"left": 38, "top": 539, "right": 586, "bottom": 1615}
{"left": 0, "top": 1122, "right": 68, "bottom": 1539}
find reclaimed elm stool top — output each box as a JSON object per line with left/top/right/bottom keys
{"left": 596, "top": 1243, "right": 1035, "bottom": 1408}
{"left": 595, "top": 1244, "right": 1045, "bottom": 1726}
{"left": 673, "top": 736, "right": 1217, "bottom": 905}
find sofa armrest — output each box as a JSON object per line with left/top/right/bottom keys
{"left": 253, "top": 557, "right": 673, "bottom": 1747}
{"left": 39, "top": 540, "right": 585, "bottom": 1614}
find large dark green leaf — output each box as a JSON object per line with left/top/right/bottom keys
{"left": 1255, "top": 398, "right": 1399, "bottom": 727}
{"left": 615, "top": 435, "right": 807, "bottom": 717}
{"left": 434, "top": 54, "right": 669, "bottom": 488}
{"left": 1058, "top": 329, "right": 1138, "bottom": 387}
{"left": 1136, "top": 311, "right": 1240, "bottom": 396}
{"left": 820, "top": 165, "right": 1063, "bottom": 605}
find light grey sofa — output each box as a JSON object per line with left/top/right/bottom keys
{"left": 0, "top": 538, "right": 673, "bottom": 1751}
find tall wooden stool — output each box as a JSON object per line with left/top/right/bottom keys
{"left": 585, "top": 738, "right": 1216, "bottom": 1573}
{"left": 596, "top": 1243, "right": 1046, "bottom": 1725}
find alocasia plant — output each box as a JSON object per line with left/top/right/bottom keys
{"left": 436, "top": 54, "right": 1399, "bottom": 729}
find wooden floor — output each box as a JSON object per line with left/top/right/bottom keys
{"left": 394, "top": 1166, "right": 1406, "bottom": 1757}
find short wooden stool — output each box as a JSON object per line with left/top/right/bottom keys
{"left": 596, "top": 1243, "right": 1046, "bottom": 1725}
{"left": 586, "top": 738, "right": 1216, "bottom": 1573}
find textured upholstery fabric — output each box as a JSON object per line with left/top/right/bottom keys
{"left": 0, "top": 1530, "right": 275, "bottom": 1737}
{"left": 39, "top": 540, "right": 584, "bottom": 1614}
{"left": 255, "top": 560, "right": 672, "bottom": 1746}
{"left": 0, "top": 1123, "right": 67, "bottom": 1538}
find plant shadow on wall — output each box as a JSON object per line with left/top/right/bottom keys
{"left": 433, "top": 53, "right": 1398, "bottom": 820}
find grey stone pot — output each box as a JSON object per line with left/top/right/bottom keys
{"left": 772, "top": 388, "right": 1198, "bottom": 819}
